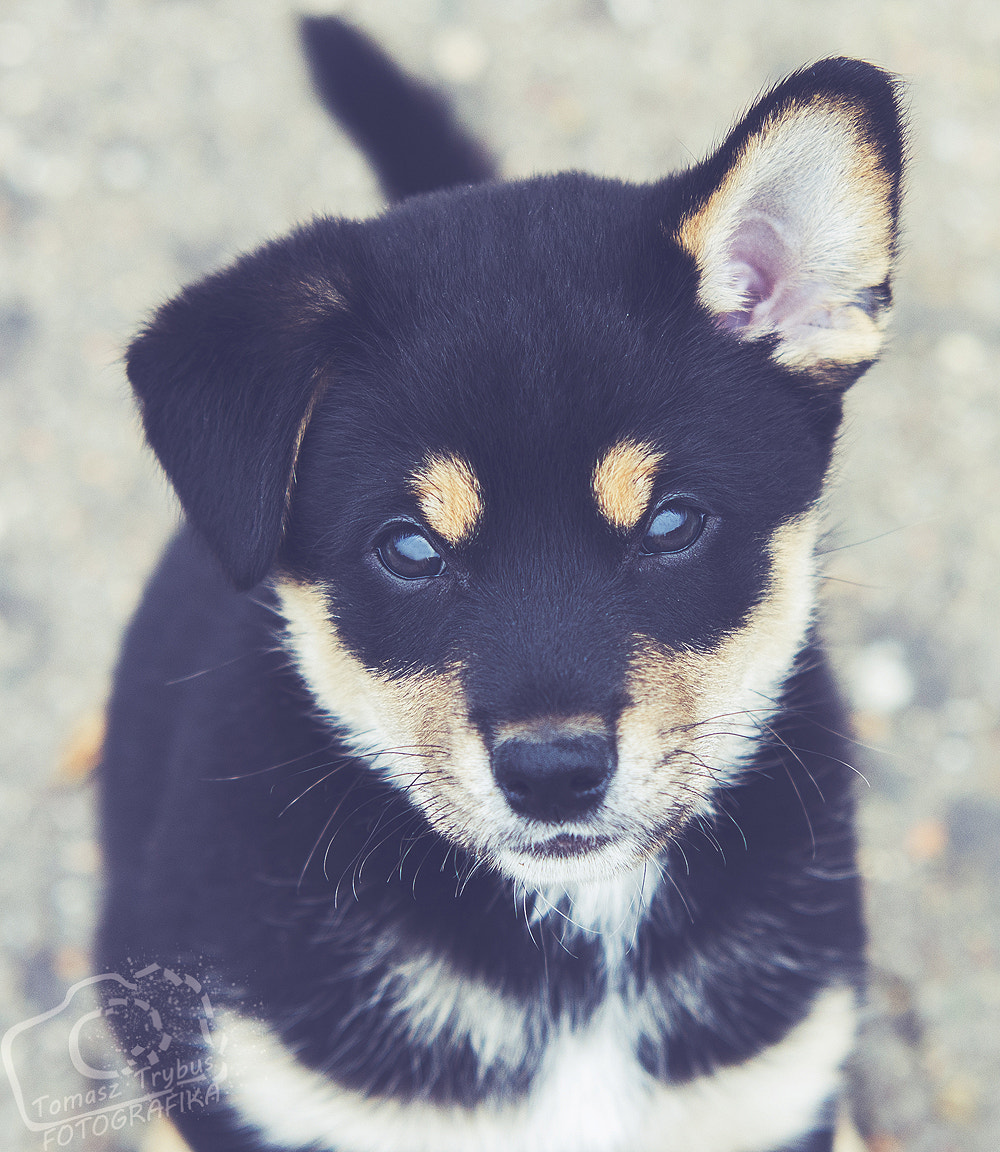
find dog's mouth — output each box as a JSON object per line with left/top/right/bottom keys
{"left": 530, "top": 832, "right": 612, "bottom": 858}
{"left": 491, "top": 824, "right": 651, "bottom": 886}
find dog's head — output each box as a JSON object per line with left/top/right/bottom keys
{"left": 128, "top": 60, "right": 903, "bottom": 887}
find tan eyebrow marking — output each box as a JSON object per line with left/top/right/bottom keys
{"left": 409, "top": 453, "right": 483, "bottom": 545}
{"left": 591, "top": 440, "right": 664, "bottom": 531}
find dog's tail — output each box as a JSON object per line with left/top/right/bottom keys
{"left": 300, "top": 17, "right": 495, "bottom": 202}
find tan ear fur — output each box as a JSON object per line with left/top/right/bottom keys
{"left": 678, "top": 95, "right": 896, "bottom": 378}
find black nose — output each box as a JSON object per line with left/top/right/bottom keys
{"left": 491, "top": 732, "right": 615, "bottom": 822}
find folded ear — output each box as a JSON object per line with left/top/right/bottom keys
{"left": 676, "top": 58, "right": 905, "bottom": 384}
{"left": 126, "top": 224, "right": 349, "bottom": 589}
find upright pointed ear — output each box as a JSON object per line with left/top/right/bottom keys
{"left": 126, "top": 223, "right": 350, "bottom": 589}
{"left": 676, "top": 58, "right": 905, "bottom": 384}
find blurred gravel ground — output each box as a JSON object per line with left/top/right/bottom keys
{"left": 0, "top": 1, "right": 997, "bottom": 1149}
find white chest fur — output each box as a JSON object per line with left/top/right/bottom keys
{"left": 218, "top": 983, "right": 854, "bottom": 1152}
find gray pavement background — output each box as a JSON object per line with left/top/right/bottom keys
{"left": 0, "top": 1, "right": 997, "bottom": 1149}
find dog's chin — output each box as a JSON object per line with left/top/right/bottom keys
{"left": 491, "top": 832, "right": 650, "bottom": 888}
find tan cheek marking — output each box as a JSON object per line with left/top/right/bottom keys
{"left": 409, "top": 453, "right": 483, "bottom": 546}
{"left": 617, "top": 513, "right": 820, "bottom": 811}
{"left": 616, "top": 641, "right": 707, "bottom": 820}
{"left": 273, "top": 578, "right": 499, "bottom": 851}
{"left": 592, "top": 440, "right": 664, "bottom": 531}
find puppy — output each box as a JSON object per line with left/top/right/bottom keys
{"left": 98, "top": 18, "right": 905, "bottom": 1152}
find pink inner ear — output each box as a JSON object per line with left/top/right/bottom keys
{"left": 717, "top": 213, "right": 798, "bottom": 333}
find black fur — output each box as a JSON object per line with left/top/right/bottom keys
{"left": 99, "top": 19, "right": 905, "bottom": 1152}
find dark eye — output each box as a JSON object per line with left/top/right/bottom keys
{"left": 641, "top": 502, "right": 706, "bottom": 554}
{"left": 376, "top": 525, "right": 446, "bottom": 580}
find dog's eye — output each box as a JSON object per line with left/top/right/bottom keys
{"left": 376, "top": 525, "right": 446, "bottom": 579}
{"left": 641, "top": 502, "right": 705, "bottom": 554}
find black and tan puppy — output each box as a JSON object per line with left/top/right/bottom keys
{"left": 98, "top": 18, "right": 904, "bottom": 1152}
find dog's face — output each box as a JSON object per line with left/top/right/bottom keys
{"left": 127, "top": 62, "right": 902, "bottom": 887}
{"left": 271, "top": 182, "right": 831, "bottom": 885}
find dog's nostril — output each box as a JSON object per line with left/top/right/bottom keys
{"left": 491, "top": 733, "right": 614, "bottom": 823}
{"left": 569, "top": 770, "right": 602, "bottom": 794}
